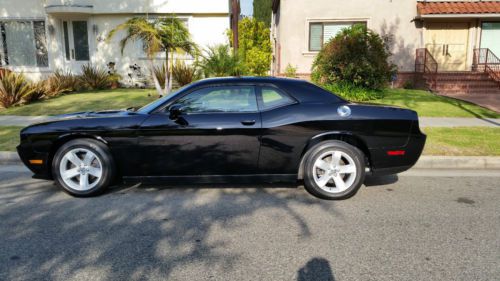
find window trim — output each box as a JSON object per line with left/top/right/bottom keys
{"left": 0, "top": 19, "right": 49, "bottom": 68}
{"left": 306, "top": 19, "right": 369, "bottom": 52}
{"left": 256, "top": 85, "right": 298, "bottom": 112}
{"left": 156, "top": 84, "right": 260, "bottom": 115}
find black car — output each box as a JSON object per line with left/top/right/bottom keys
{"left": 17, "top": 77, "right": 426, "bottom": 199}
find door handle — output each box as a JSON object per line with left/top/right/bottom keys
{"left": 241, "top": 120, "right": 256, "bottom": 126}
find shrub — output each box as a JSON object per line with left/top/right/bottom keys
{"left": 172, "top": 61, "right": 198, "bottom": 86}
{"left": 153, "top": 65, "right": 167, "bottom": 87}
{"left": 197, "top": 45, "right": 245, "bottom": 77}
{"left": 0, "top": 72, "right": 34, "bottom": 108}
{"left": 284, "top": 64, "right": 297, "bottom": 78}
{"left": 23, "top": 81, "right": 47, "bottom": 103}
{"left": 48, "top": 70, "right": 80, "bottom": 94}
{"left": 79, "top": 64, "right": 111, "bottom": 90}
{"left": 312, "top": 24, "right": 396, "bottom": 90}
{"left": 321, "top": 82, "right": 384, "bottom": 102}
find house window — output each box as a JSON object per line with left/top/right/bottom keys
{"left": 0, "top": 20, "right": 48, "bottom": 67}
{"left": 309, "top": 21, "right": 365, "bottom": 52}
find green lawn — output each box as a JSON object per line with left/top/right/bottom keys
{"left": 370, "top": 88, "right": 500, "bottom": 118}
{"left": 422, "top": 127, "right": 500, "bottom": 156}
{"left": 0, "top": 89, "right": 158, "bottom": 116}
{"left": 1, "top": 126, "right": 498, "bottom": 156}
{"left": 0, "top": 126, "right": 21, "bottom": 151}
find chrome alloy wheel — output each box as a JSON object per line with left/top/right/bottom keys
{"left": 59, "top": 148, "right": 103, "bottom": 191}
{"left": 312, "top": 150, "right": 357, "bottom": 193}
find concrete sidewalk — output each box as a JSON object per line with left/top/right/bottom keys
{"left": 1, "top": 115, "right": 499, "bottom": 127}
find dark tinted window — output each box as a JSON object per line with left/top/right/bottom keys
{"left": 260, "top": 87, "right": 295, "bottom": 110}
{"left": 174, "top": 86, "right": 257, "bottom": 113}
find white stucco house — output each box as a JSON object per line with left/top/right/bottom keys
{"left": 0, "top": 0, "right": 237, "bottom": 82}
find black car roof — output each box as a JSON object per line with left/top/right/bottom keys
{"left": 189, "top": 77, "right": 344, "bottom": 103}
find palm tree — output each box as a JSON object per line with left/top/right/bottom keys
{"left": 108, "top": 16, "right": 197, "bottom": 96}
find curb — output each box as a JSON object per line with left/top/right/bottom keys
{"left": 1, "top": 152, "right": 499, "bottom": 170}
{"left": 0, "top": 152, "right": 22, "bottom": 165}
{"left": 414, "top": 156, "right": 500, "bottom": 170}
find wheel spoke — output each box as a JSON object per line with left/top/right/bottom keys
{"left": 79, "top": 173, "right": 90, "bottom": 189}
{"left": 315, "top": 159, "right": 331, "bottom": 171}
{"left": 338, "top": 164, "right": 356, "bottom": 174}
{"left": 332, "top": 175, "right": 346, "bottom": 190}
{"left": 316, "top": 174, "right": 331, "bottom": 187}
{"left": 83, "top": 152, "right": 96, "bottom": 166}
{"left": 66, "top": 152, "right": 83, "bottom": 166}
{"left": 88, "top": 167, "right": 102, "bottom": 178}
{"left": 331, "top": 151, "right": 341, "bottom": 167}
{"left": 62, "top": 168, "right": 79, "bottom": 180}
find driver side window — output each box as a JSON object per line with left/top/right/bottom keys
{"left": 173, "top": 86, "right": 258, "bottom": 113}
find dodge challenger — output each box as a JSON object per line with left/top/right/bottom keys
{"left": 17, "top": 77, "right": 426, "bottom": 199}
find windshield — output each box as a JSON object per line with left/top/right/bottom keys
{"left": 137, "top": 84, "right": 191, "bottom": 114}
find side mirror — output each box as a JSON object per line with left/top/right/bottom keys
{"left": 169, "top": 104, "right": 184, "bottom": 120}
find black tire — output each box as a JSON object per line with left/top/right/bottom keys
{"left": 52, "top": 139, "right": 115, "bottom": 197}
{"left": 303, "top": 141, "right": 365, "bottom": 200}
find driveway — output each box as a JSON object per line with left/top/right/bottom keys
{"left": 0, "top": 166, "right": 499, "bottom": 281}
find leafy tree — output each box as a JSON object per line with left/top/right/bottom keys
{"left": 108, "top": 16, "right": 197, "bottom": 96}
{"left": 228, "top": 17, "right": 272, "bottom": 76}
{"left": 253, "top": 0, "right": 273, "bottom": 27}
{"left": 312, "top": 24, "right": 396, "bottom": 90}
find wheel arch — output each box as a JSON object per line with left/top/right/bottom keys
{"left": 47, "top": 134, "right": 109, "bottom": 177}
{"left": 297, "top": 132, "right": 371, "bottom": 180}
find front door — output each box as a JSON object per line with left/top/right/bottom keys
{"left": 62, "top": 20, "right": 90, "bottom": 73}
{"left": 425, "top": 22, "right": 469, "bottom": 71}
{"left": 137, "top": 85, "right": 262, "bottom": 177}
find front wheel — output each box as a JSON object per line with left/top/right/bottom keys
{"left": 303, "top": 141, "right": 365, "bottom": 200}
{"left": 52, "top": 139, "right": 115, "bottom": 197}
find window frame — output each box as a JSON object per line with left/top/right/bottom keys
{"left": 157, "top": 84, "right": 260, "bottom": 115}
{"left": 0, "top": 19, "right": 49, "bottom": 68}
{"left": 307, "top": 20, "right": 367, "bottom": 52}
{"left": 256, "top": 85, "right": 298, "bottom": 112}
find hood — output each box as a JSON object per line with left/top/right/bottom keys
{"left": 55, "top": 109, "right": 136, "bottom": 119}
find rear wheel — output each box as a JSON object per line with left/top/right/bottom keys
{"left": 52, "top": 139, "right": 115, "bottom": 197}
{"left": 303, "top": 141, "right": 365, "bottom": 200}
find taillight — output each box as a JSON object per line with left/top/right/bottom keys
{"left": 387, "top": 150, "right": 405, "bottom": 156}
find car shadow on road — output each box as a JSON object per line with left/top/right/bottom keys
{"left": 364, "top": 174, "right": 399, "bottom": 187}
{"left": 0, "top": 172, "right": 342, "bottom": 280}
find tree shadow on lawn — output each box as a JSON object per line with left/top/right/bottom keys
{"left": 0, "top": 174, "right": 344, "bottom": 280}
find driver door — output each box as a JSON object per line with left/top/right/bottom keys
{"left": 137, "top": 85, "right": 262, "bottom": 177}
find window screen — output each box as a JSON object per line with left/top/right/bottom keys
{"left": 260, "top": 87, "right": 294, "bottom": 110}
{"left": 175, "top": 86, "right": 258, "bottom": 113}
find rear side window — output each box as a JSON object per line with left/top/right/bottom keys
{"left": 259, "top": 87, "right": 295, "bottom": 110}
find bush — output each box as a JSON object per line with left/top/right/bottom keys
{"left": 79, "top": 64, "right": 112, "bottom": 90}
{"left": 172, "top": 61, "right": 198, "bottom": 86}
{"left": 23, "top": 81, "right": 47, "bottom": 103}
{"left": 312, "top": 24, "right": 396, "bottom": 90}
{"left": 0, "top": 72, "right": 34, "bottom": 108}
{"left": 198, "top": 45, "right": 245, "bottom": 77}
{"left": 284, "top": 64, "right": 297, "bottom": 78}
{"left": 153, "top": 65, "right": 167, "bottom": 88}
{"left": 321, "top": 82, "right": 384, "bottom": 102}
{"left": 48, "top": 70, "right": 80, "bottom": 94}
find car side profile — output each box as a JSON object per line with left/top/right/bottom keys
{"left": 17, "top": 77, "right": 426, "bottom": 199}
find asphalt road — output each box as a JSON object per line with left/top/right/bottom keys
{"left": 0, "top": 166, "right": 499, "bottom": 281}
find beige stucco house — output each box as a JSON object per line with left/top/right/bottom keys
{"left": 0, "top": 0, "right": 237, "bottom": 83}
{"left": 271, "top": 0, "right": 500, "bottom": 93}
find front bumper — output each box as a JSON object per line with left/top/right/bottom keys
{"left": 16, "top": 143, "right": 52, "bottom": 180}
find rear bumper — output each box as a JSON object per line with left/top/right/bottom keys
{"left": 369, "top": 132, "right": 426, "bottom": 175}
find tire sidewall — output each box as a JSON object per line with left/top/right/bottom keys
{"left": 52, "top": 139, "right": 114, "bottom": 197}
{"left": 304, "top": 141, "right": 365, "bottom": 200}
